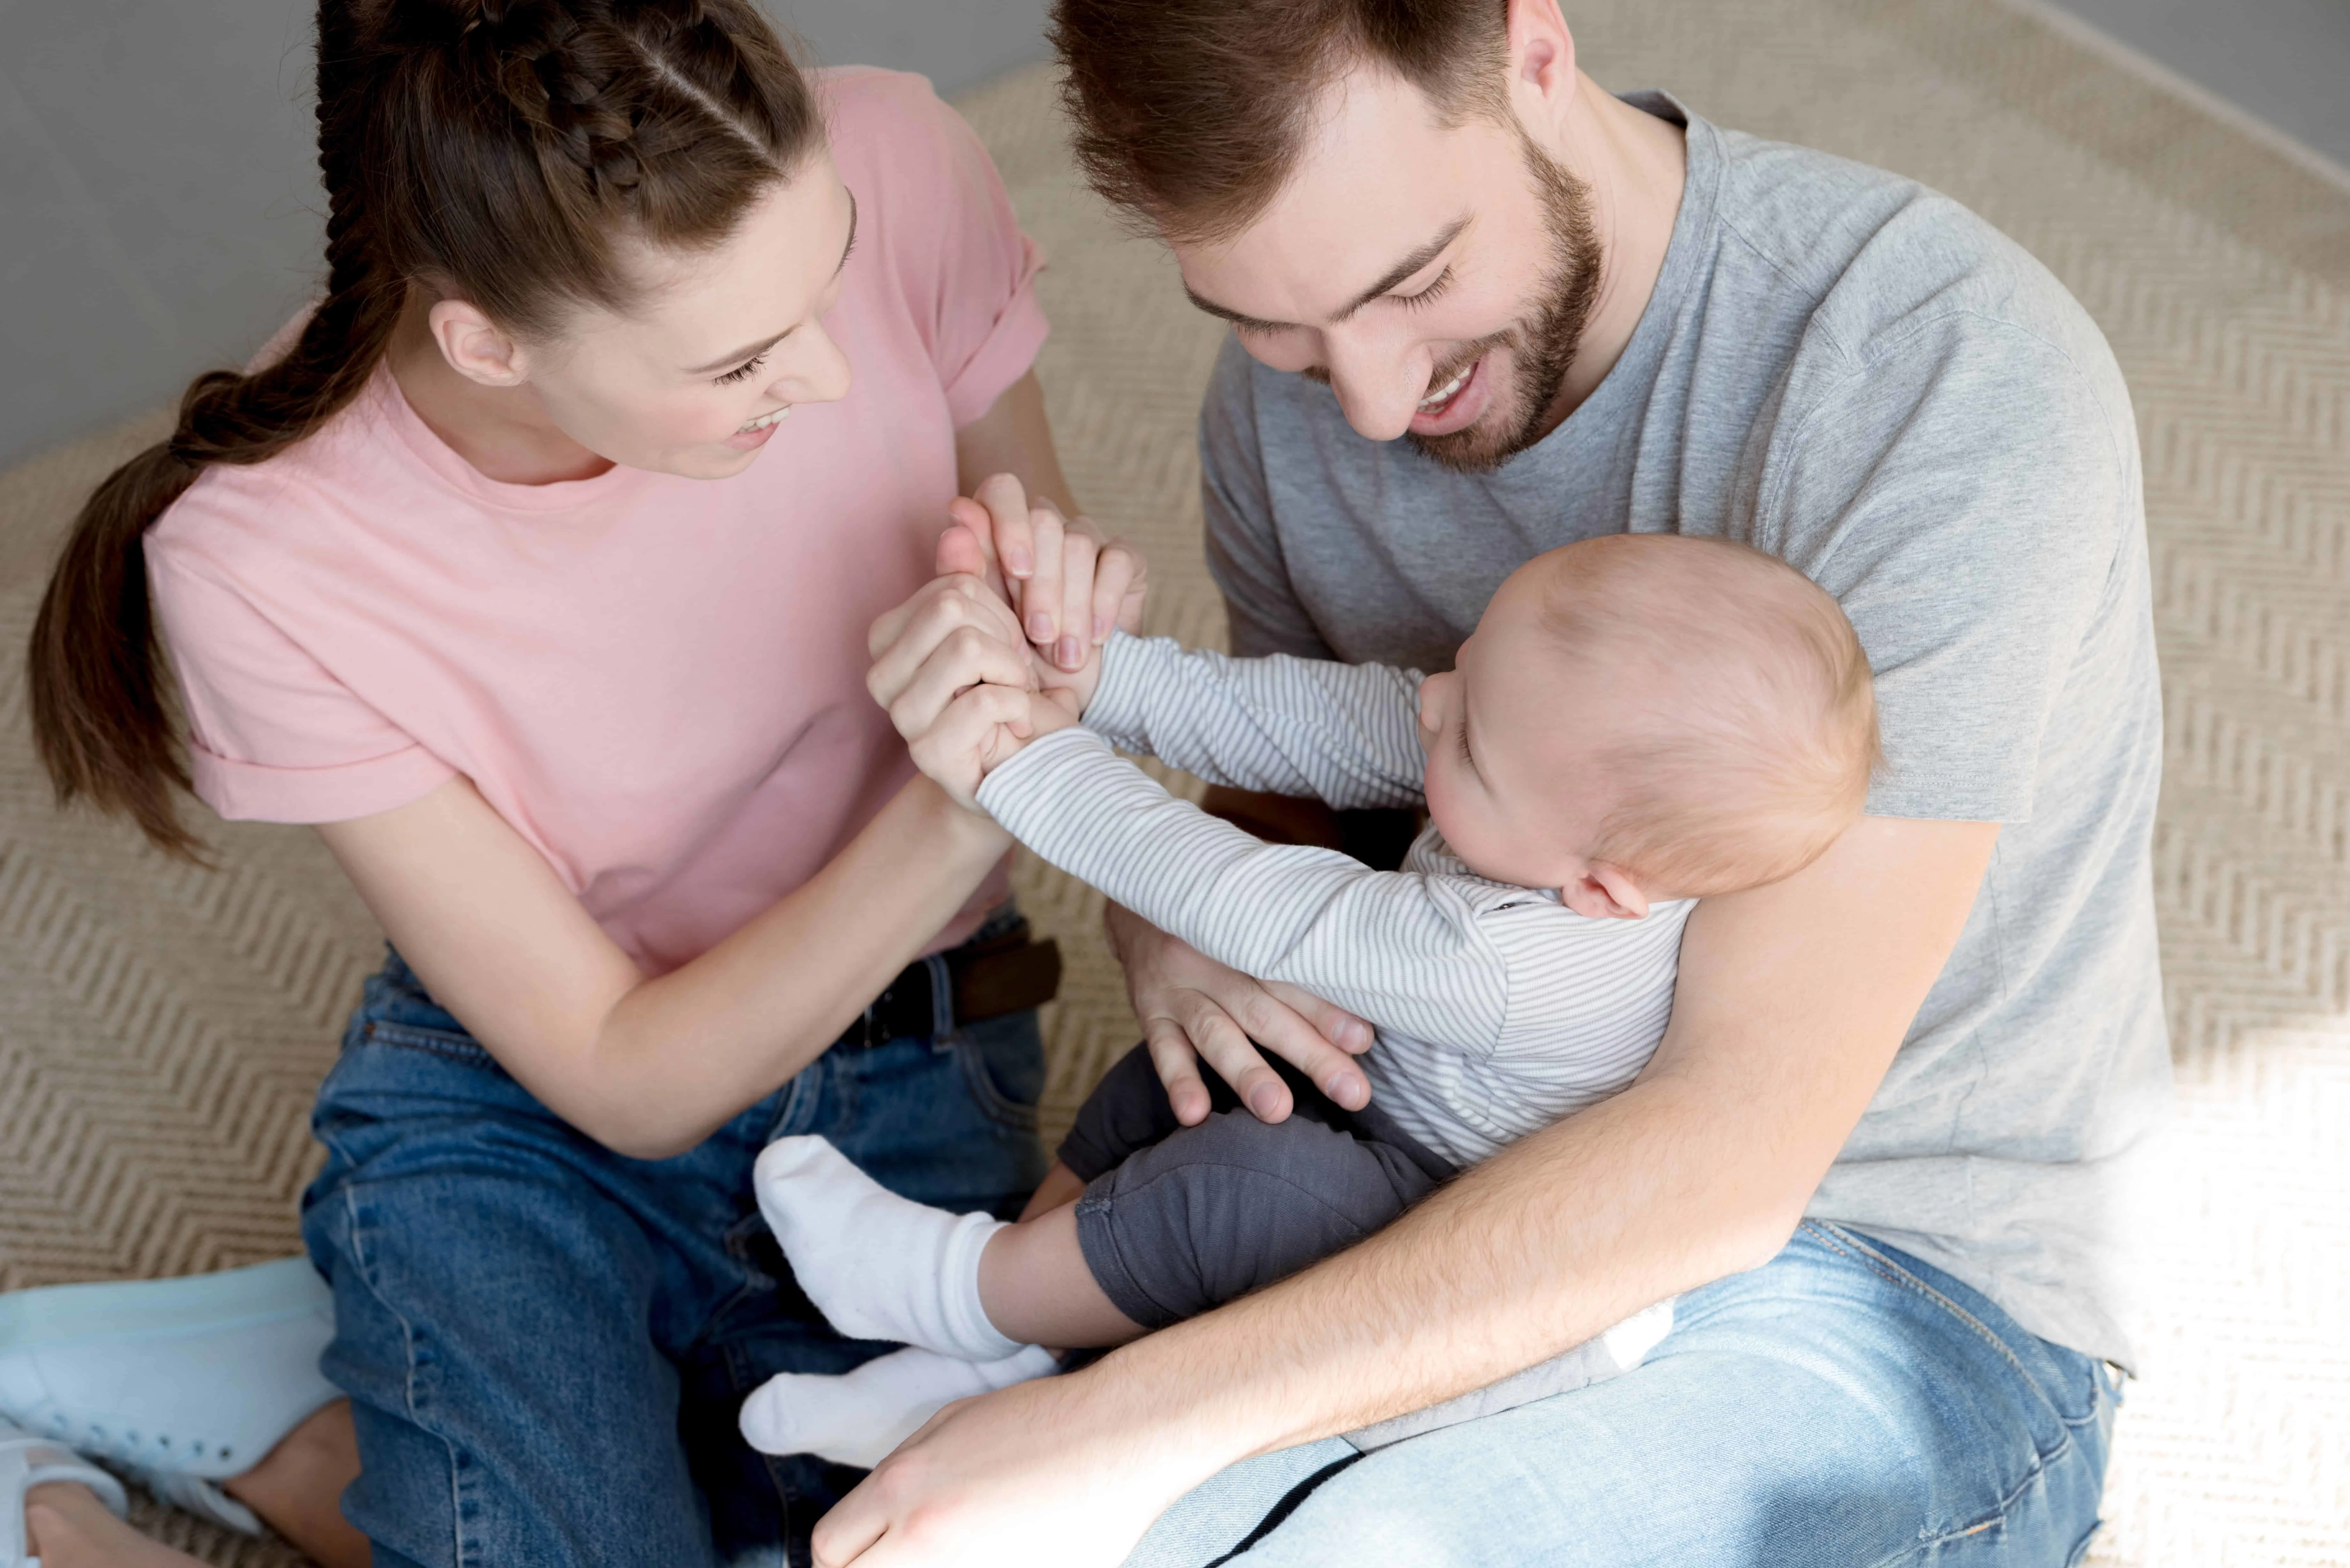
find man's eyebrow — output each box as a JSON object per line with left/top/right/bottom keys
{"left": 1180, "top": 285, "right": 1287, "bottom": 336}
{"left": 685, "top": 190, "right": 859, "bottom": 375}
{"left": 1181, "top": 215, "right": 1468, "bottom": 333}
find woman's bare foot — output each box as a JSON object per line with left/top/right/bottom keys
{"left": 25, "top": 1480, "right": 206, "bottom": 1568}
{"left": 223, "top": 1400, "right": 368, "bottom": 1568}
{"left": 21, "top": 1402, "right": 365, "bottom": 1568}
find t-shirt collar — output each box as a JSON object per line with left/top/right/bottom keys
{"left": 370, "top": 360, "right": 653, "bottom": 514}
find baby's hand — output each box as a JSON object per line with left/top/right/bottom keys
{"left": 946, "top": 473, "right": 1146, "bottom": 674}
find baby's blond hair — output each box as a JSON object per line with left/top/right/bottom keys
{"left": 1520, "top": 535, "right": 1879, "bottom": 895}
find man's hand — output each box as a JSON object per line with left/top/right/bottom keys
{"left": 811, "top": 1366, "right": 1209, "bottom": 1568}
{"left": 1105, "top": 901, "right": 1372, "bottom": 1124}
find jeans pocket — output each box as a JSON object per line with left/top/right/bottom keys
{"left": 950, "top": 1013, "right": 1046, "bottom": 1135}
{"left": 1805, "top": 1222, "right": 2100, "bottom": 1428}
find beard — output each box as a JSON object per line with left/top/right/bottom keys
{"left": 1406, "top": 131, "right": 1604, "bottom": 475}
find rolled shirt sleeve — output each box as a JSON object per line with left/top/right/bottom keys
{"left": 842, "top": 69, "right": 1050, "bottom": 430}
{"left": 148, "top": 551, "right": 454, "bottom": 824}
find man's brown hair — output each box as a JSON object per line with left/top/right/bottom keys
{"left": 1051, "top": 0, "right": 1512, "bottom": 242}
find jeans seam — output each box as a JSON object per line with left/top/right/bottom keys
{"left": 717, "top": 1335, "right": 798, "bottom": 1551}
{"left": 362, "top": 1020, "right": 497, "bottom": 1065}
{"left": 1872, "top": 1442, "right": 2075, "bottom": 1565}
{"left": 342, "top": 1184, "right": 477, "bottom": 1568}
{"left": 1803, "top": 1222, "right": 2045, "bottom": 1394}
{"left": 1808, "top": 1222, "right": 2084, "bottom": 1560}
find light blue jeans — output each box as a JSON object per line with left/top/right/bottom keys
{"left": 1128, "top": 1221, "right": 2119, "bottom": 1567}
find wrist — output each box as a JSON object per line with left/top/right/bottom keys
{"left": 1083, "top": 1316, "right": 1293, "bottom": 1482}
{"left": 905, "top": 770, "right": 1012, "bottom": 859}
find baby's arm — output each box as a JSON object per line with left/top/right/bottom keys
{"left": 976, "top": 727, "right": 1503, "bottom": 1053}
{"left": 1080, "top": 633, "right": 1426, "bottom": 812}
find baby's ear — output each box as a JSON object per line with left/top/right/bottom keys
{"left": 1560, "top": 864, "right": 1650, "bottom": 921}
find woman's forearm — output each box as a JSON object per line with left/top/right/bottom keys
{"left": 580, "top": 775, "right": 1013, "bottom": 1156}
{"left": 323, "top": 772, "right": 1013, "bottom": 1161}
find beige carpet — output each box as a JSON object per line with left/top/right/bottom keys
{"left": 2, "top": 0, "right": 2343, "bottom": 1561}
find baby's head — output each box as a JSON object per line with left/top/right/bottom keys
{"left": 1416, "top": 535, "right": 1878, "bottom": 918}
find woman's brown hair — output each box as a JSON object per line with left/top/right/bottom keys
{"left": 27, "top": 0, "right": 821, "bottom": 856}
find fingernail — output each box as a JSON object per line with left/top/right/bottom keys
{"left": 1005, "top": 547, "right": 1033, "bottom": 577}
{"left": 1056, "top": 635, "right": 1083, "bottom": 668}
{"left": 1247, "top": 1083, "right": 1284, "bottom": 1119}
{"left": 1093, "top": 614, "right": 1110, "bottom": 641}
{"left": 1028, "top": 613, "right": 1053, "bottom": 643}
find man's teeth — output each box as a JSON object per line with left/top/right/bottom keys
{"left": 738, "top": 406, "right": 792, "bottom": 433}
{"left": 1418, "top": 364, "right": 1472, "bottom": 410}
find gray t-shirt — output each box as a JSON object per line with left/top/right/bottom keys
{"left": 1199, "top": 92, "right": 2171, "bottom": 1368}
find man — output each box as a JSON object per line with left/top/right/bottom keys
{"left": 814, "top": 0, "right": 2168, "bottom": 1563}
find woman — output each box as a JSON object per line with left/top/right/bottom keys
{"left": 3, "top": 1, "right": 1141, "bottom": 1562}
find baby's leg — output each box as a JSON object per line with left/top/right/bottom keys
{"left": 1068, "top": 1106, "right": 1443, "bottom": 1331}
{"left": 978, "top": 1198, "right": 1147, "bottom": 1348}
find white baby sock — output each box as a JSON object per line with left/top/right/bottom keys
{"left": 738, "top": 1344, "right": 1058, "bottom": 1466}
{"left": 753, "top": 1136, "right": 1022, "bottom": 1361}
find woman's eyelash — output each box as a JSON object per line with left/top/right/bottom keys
{"left": 1397, "top": 268, "right": 1456, "bottom": 311}
{"left": 1456, "top": 718, "right": 1476, "bottom": 769}
{"left": 715, "top": 352, "right": 768, "bottom": 386}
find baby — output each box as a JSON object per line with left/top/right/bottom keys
{"left": 742, "top": 532, "right": 1878, "bottom": 1464}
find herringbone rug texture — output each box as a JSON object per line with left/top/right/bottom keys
{"left": 2, "top": 0, "right": 2342, "bottom": 1561}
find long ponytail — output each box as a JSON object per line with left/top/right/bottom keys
{"left": 26, "top": 0, "right": 819, "bottom": 856}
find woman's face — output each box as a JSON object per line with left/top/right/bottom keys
{"left": 519, "top": 155, "right": 859, "bottom": 480}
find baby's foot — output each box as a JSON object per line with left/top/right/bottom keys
{"left": 738, "top": 1344, "right": 1057, "bottom": 1466}
{"left": 753, "top": 1137, "right": 1021, "bottom": 1361}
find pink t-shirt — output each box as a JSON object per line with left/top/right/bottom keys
{"left": 147, "top": 69, "right": 1044, "bottom": 976}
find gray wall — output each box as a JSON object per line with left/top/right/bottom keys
{"left": 2052, "top": 0, "right": 2350, "bottom": 170}
{"left": 0, "top": 0, "right": 1048, "bottom": 471}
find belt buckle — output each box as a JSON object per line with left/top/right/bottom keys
{"left": 848, "top": 1000, "right": 883, "bottom": 1051}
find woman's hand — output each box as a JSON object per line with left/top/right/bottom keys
{"left": 1105, "top": 902, "right": 1373, "bottom": 1125}
{"left": 866, "top": 571, "right": 1042, "bottom": 807}
{"left": 950, "top": 473, "right": 1146, "bottom": 672}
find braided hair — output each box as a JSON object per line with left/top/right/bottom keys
{"left": 27, "top": 0, "right": 822, "bottom": 856}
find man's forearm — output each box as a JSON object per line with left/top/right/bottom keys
{"left": 1084, "top": 1068, "right": 1793, "bottom": 1459}
{"left": 1081, "top": 816, "right": 1999, "bottom": 1467}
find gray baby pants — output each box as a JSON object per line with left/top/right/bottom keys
{"left": 1058, "top": 1044, "right": 1456, "bottom": 1329}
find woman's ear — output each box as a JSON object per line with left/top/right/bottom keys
{"left": 1559, "top": 862, "right": 1650, "bottom": 921}
{"left": 427, "top": 298, "right": 531, "bottom": 388}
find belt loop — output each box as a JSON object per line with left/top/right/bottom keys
{"left": 925, "top": 951, "right": 955, "bottom": 1040}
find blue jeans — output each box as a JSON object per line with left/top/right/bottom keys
{"left": 1129, "top": 1221, "right": 2119, "bottom": 1567}
{"left": 300, "top": 946, "right": 1048, "bottom": 1568}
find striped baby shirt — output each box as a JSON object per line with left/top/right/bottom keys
{"left": 974, "top": 632, "right": 1694, "bottom": 1168}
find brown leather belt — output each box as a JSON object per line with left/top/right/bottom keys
{"left": 837, "top": 918, "right": 1062, "bottom": 1049}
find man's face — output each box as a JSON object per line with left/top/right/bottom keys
{"left": 1172, "top": 67, "right": 1601, "bottom": 473}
